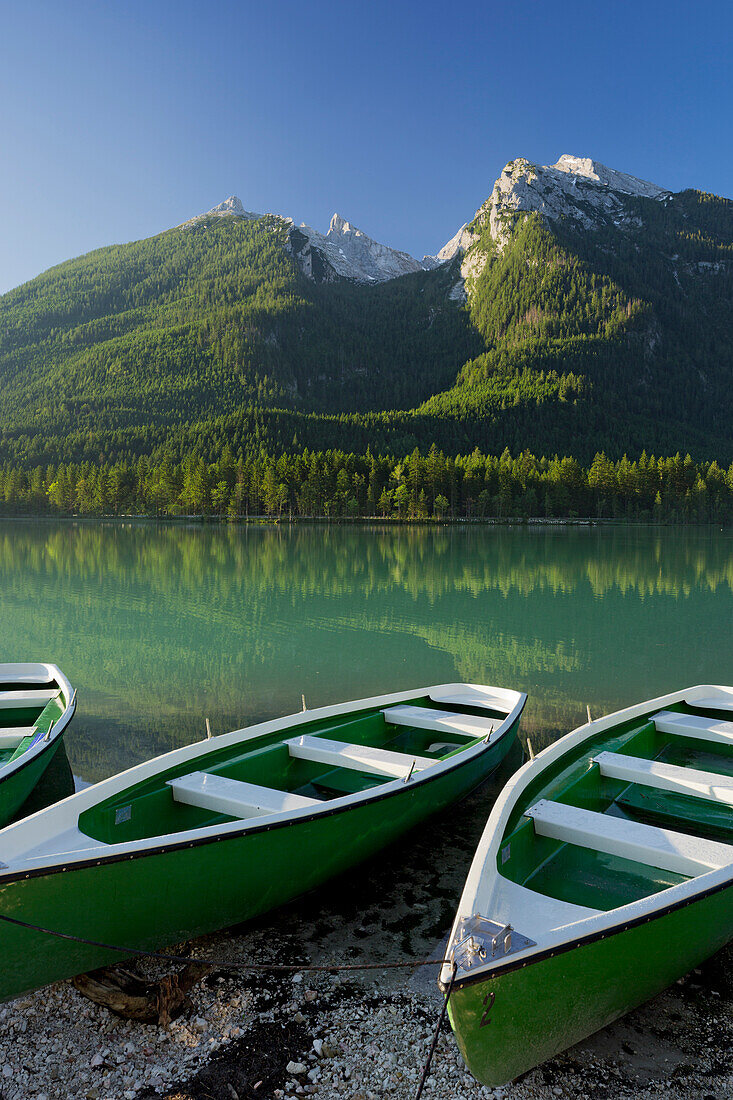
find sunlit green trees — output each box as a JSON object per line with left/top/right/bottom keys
{"left": 0, "top": 446, "right": 725, "bottom": 522}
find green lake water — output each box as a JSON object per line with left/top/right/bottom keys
{"left": 1, "top": 520, "right": 731, "bottom": 786}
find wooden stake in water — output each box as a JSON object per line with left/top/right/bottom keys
{"left": 206, "top": 718, "right": 212, "bottom": 740}
{"left": 586, "top": 704, "right": 592, "bottom": 723}
{"left": 301, "top": 694, "right": 307, "bottom": 712}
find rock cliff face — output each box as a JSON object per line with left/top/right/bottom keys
{"left": 552, "top": 155, "right": 667, "bottom": 198}
{"left": 285, "top": 213, "right": 425, "bottom": 284}
{"left": 440, "top": 154, "right": 670, "bottom": 296}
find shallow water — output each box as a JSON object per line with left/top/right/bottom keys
{"left": 0, "top": 520, "right": 731, "bottom": 782}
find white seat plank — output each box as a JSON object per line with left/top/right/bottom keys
{"left": 0, "top": 689, "right": 59, "bottom": 711}
{"left": 287, "top": 735, "right": 435, "bottom": 779}
{"left": 0, "top": 727, "right": 36, "bottom": 749}
{"left": 382, "top": 705, "right": 498, "bottom": 740}
{"left": 653, "top": 710, "right": 733, "bottom": 747}
{"left": 596, "top": 751, "right": 733, "bottom": 806}
{"left": 525, "top": 799, "right": 733, "bottom": 877}
{"left": 168, "top": 772, "right": 321, "bottom": 820}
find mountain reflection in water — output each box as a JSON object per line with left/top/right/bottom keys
{"left": 0, "top": 521, "right": 731, "bottom": 783}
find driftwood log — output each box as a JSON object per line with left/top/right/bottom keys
{"left": 72, "top": 961, "right": 213, "bottom": 1026}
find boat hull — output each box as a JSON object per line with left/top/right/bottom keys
{"left": 447, "top": 875, "right": 733, "bottom": 1086}
{"left": 0, "top": 663, "right": 75, "bottom": 827}
{"left": 0, "top": 716, "right": 520, "bottom": 1002}
{"left": 0, "top": 739, "right": 64, "bottom": 827}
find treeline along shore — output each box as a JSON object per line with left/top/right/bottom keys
{"left": 0, "top": 445, "right": 731, "bottom": 522}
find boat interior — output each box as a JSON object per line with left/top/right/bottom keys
{"left": 0, "top": 673, "right": 64, "bottom": 769}
{"left": 77, "top": 691, "right": 511, "bottom": 845}
{"left": 500, "top": 701, "right": 733, "bottom": 913}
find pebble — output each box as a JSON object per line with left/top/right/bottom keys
{"left": 0, "top": 927, "right": 730, "bottom": 1100}
{"left": 0, "top": 953, "right": 257, "bottom": 1100}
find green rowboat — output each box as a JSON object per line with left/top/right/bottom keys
{"left": 0, "top": 664, "right": 75, "bottom": 826}
{"left": 440, "top": 684, "right": 733, "bottom": 1086}
{"left": 0, "top": 681, "right": 525, "bottom": 1002}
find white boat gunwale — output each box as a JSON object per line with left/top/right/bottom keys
{"left": 0, "top": 664, "right": 76, "bottom": 788}
{"left": 440, "top": 684, "right": 733, "bottom": 990}
{"left": 0, "top": 683, "right": 527, "bottom": 879}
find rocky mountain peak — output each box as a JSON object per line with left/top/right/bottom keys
{"left": 180, "top": 195, "right": 260, "bottom": 228}
{"left": 328, "top": 213, "right": 352, "bottom": 235}
{"left": 481, "top": 154, "right": 669, "bottom": 245}
{"left": 552, "top": 155, "right": 667, "bottom": 198}
{"left": 288, "top": 213, "right": 425, "bottom": 285}
{"left": 431, "top": 153, "right": 673, "bottom": 299}
{"left": 183, "top": 152, "right": 674, "bottom": 295}
{"left": 208, "top": 195, "right": 257, "bottom": 218}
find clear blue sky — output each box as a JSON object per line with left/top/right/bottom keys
{"left": 2, "top": 0, "right": 732, "bottom": 293}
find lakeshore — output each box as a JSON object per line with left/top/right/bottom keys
{"left": 2, "top": 787, "right": 732, "bottom": 1100}
{"left": 0, "top": 510, "right": 718, "bottom": 526}
{"left": 3, "top": 942, "right": 733, "bottom": 1100}
{"left": 3, "top": 745, "right": 733, "bottom": 1099}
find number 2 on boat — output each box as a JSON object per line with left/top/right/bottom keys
{"left": 480, "top": 991, "right": 495, "bottom": 1028}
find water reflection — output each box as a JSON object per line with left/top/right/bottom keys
{"left": 0, "top": 521, "right": 731, "bottom": 781}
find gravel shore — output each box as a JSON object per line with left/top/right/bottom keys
{"left": 1, "top": 770, "right": 732, "bottom": 1099}
{"left": 1, "top": 936, "right": 732, "bottom": 1100}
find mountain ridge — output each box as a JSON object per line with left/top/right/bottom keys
{"left": 0, "top": 153, "right": 731, "bottom": 466}
{"left": 171, "top": 152, "right": 682, "bottom": 300}
{"left": 175, "top": 152, "right": 673, "bottom": 285}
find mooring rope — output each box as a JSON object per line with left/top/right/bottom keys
{"left": 0, "top": 910, "right": 450, "bottom": 972}
{"left": 414, "top": 961, "right": 456, "bottom": 1099}
{"left": 0, "top": 910, "right": 457, "bottom": 1098}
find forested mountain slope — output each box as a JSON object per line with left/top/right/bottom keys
{"left": 0, "top": 213, "right": 475, "bottom": 460}
{"left": 0, "top": 156, "right": 731, "bottom": 466}
{"left": 420, "top": 185, "right": 733, "bottom": 459}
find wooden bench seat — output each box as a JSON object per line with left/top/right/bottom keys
{"left": 286, "top": 735, "right": 435, "bottom": 779}
{"left": 525, "top": 799, "right": 733, "bottom": 877}
{"left": 0, "top": 689, "right": 59, "bottom": 711}
{"left": 168, "top": 772, "right": 322, "bottom": 820}
{"left": 382, "top": 705, "right": 498, "bottom": 740}
{"left": 653, "top": 710, "right": 733, "bottom": 747}
{"left": 595, "top": 751, "right": 733, "bottom": 806}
